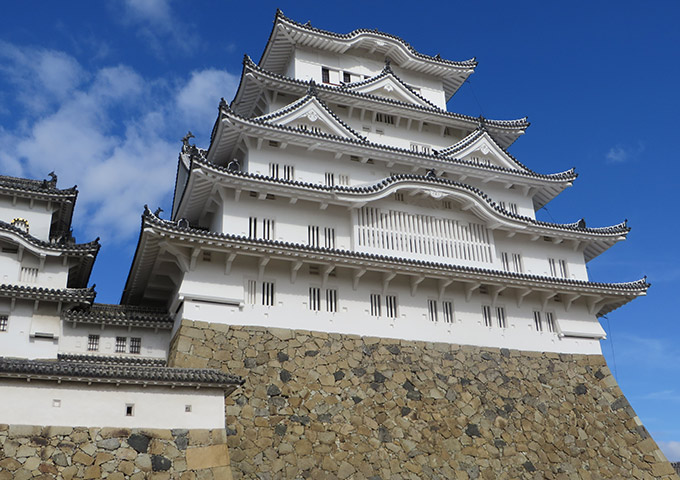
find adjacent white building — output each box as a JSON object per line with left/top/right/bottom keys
{"left": 122, "top": 10, "right": 648, "bottom": 356}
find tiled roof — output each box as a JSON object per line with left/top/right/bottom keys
{"left": 57, "top": 353, "right": 166, "bottom": 366}
{"left": 0, "top": 174, "right": 77, "bottom": 198}
{"left": 0, "top": 220, "right": 100, "bottom": 254}
{"left": 189, "top": 156, "right": 619, "bottom": 238}
{"left": 271, "top": 10, "right": 477, "bottom": 69}
{"left": 0, "top": 284, "right": 95, "bottom": 303}
{"left": 214, "top": 104, "right": 570, "bottom": 183}
{"left": 0, "top": 357, "right": 244, "bottom": 389}
{"left": 63, "top": 303, "right": 173, "bottom": 329}
{"left": 143, "top": 208, "right": 647, "bottom": 296}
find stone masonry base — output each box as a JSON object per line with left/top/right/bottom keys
{"left": 169, "top": 320, "right": 678, "bottom": 480}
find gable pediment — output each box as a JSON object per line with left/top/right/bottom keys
{"left": 346, "top": 74, "right": 433, "bottom": 108}
{"left": 254, "top": 96, "right": 364, "bottom": 140}
{"left": 440, "top": 130, "right": 523, "bottom": 171}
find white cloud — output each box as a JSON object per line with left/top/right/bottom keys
{"left": 605, "top": 142, "right": 644, "bottom": 164}
{"left": 176, "top": 69, "right": 240, "bottom": 140}
{"left": 658, "top": 441, "right": 680, "bottom": 462}
{"left": 0, "top": 42, "right": 238, "bottom": 243}
{"left": 121, "top": 0, "right": 173, "bottom": 28}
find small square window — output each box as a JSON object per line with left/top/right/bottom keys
{"left": 125, "top": 404, "right": 134, "bottom": 416}
{"left": 52, "top": 399, "right": 61, "bottom": 408}
{"left": 87, "top": 334, "right": 100, "bottom": 352}
{"left": 185, "top": 405, "right": 192, "bottom": 413}
{"left": 115, "top": 337, "right": 127, "bottom": 353}
{"left": 130, "top": 337, "right": 142, "bottom": 354}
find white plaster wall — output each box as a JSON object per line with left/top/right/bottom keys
{"left": 59, "top": 322, "right": 170, "bottom": 359}
{"left": 0, "top": 196, "right": 55, "bottom": 241}
{"left": 177, "top": 259, "right": 604, "bottom": 355}
{"left": 0, "top": 250, "right": 71, "bottom": 288}
{"left": 0, "top": 380, "right": 225, "bottom": 429}
{"left": 0, "top": 300, "right": 60, "bottom": 359}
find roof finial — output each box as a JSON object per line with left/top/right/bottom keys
{"left": 307, "top": 79, "right": 318, "bottom": 97}
{"left": 305, "top": 20, "right": 311, "bottom": 26}
{"left": 154, "top": 207, "right": 163, "bottom": 218}
{"left": 384, "top": 58, "right": 392, "bottom": 73}
{"left": 47, "top": 171, "right": 57, "bottom": 186}
{"left": 426, "top": 168, "right": 437, "bottom": 178}
{"left": 478, "top": 115, "right": 486, "bottom": 130}
{"left": 181, "top": 131, "right": 195, "bottom": 148}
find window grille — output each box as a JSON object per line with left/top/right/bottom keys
{"left": 115, "top": 337, "right": 127, "bottom": 353}
{"left": 324, "top": 172, "right": 335, "bottom": 186}
{"left": 323, "top": 228, "right": 335, "bottom": 249}
{"left": 496, "top": 307, "right": 507, "bottom": 328}
{"left": 501, "top": 252, "right": 510, "bottom": 271}
{"left": 512, "top": 253, "right": 523, "bottom": 273}
{"left": 499, "top": 201, "right": 506, "bottom": 210}
{"left": 309, "top": 287, "right": 321, "bottom": 311}
{"left": 87, "top": 334, "right": 100, "bottom": 351}
{"left": 376, "top": 113, "right": 395, "bottom": 125}
{"left": 356, "top": 207, "right": 493, "bottom": 263}
{"left": 343, "top": 71, "right": 351, "bottom": 83}
{"left": 20, "top": 267, "right": 38, "bottom": 284}
{"left": 130, "top": 337, "right": 142, "bottom": 354}
{"left": 326, "top": 289, "right": 338, "bottom": 313}
{"left": 337, "top": 174, "right": 349, "bottom": 186}
{"left": 322, "top": 67, "right": 330, "bottom": 83}
{"left": 0, "top": 315, "right": 7, "bottom": 332}
{"left": 283, "top": 165, "right": 295, "bottom": 181}
{"left": 248, "top": 217, "right": 257, "bottom": 239}
{"left": 394, "top": 193, "right": 405, "bottom": 202}
{"left": 549, "top": 258, "right": 568, "bottom": 278}
{"left": 482, "top": 306, "right": 493, "bottom": 327}
{"left": 370, "top": 294, "right": 381, "bottom": 317}
{"left": 262, "top": 282, "right": 275, "bottom": 306}
{"left": 409, "top": 143, "right": 431, "bottom": 154}
{"left": 269, "top": 163, "right": 280, "bottom": 178}
{"left": 262, "top": 219, "right": 274, "bottom": 240}
{"left": 427, "top": 299, "right": 438, "bottom": 322}
{"left": 443, "top": 201, "right": 452, "bottom": 209}
{"left": 309, "top": 265, "right": 320, "bottom": 275}
{"left": 508, "top": 203, "right": 518, "bottom": 215}
{"left": 308, "top": 225, "right": 320, "bottom": 247}
{"left": 534, "top": 311, "right": 543, "bottom": 332}
{"left": 385, "top": 295, "right": 398, "bottom": 318}
{"left": 545, "top": 312, "right": 556, "bottom": 333}
{"left": 443, "top": 301, "right": 454, "bottom": 323}
{"left": 246, "top": 280, "right": 257, "bottom": 305}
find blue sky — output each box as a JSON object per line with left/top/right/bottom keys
{"left": 2, "top": 0, "right": 679, "bottom": 460}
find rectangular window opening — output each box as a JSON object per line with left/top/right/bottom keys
{"left": 482, "top": 305, "right": 492, "bottom": 327}
{"left": 326, "top": 289, "right": 338, "bottom": 313}
{"left": 370, "top": 294, "right": 381, "bottom": 317}
{"left": 262, "top": 282, "right": 275, "bottom": 306}
{"left": 427, "top": 299, "right": 438, "bottom": 322}
{"left": 0, "top": 315, "right": 7, "bottom": 332}
{"left": 87, "top": 334, "right": 100, "bottom": 352}
{"left": 115, "top": 336, "right": 127, "bottom": 353}
{"left": 130, "top": 337, "right": 142, "bottom": 354}
{"left": 496, "top": 307, "right": 507, "bottom": 328}
{"left": 125, "top": 404, "right": 135, "bottom": 417}
{"left": 309, "top": 287, "right": 321, "bottom": 311}
{"left": 246, "top": 280, "right": 257, "bottom": 305}
{"left": 385, "top": 295, "right": 398, "bottom": 319}
{"left": 443, "top": 301, "right": 454, "bottom": 324}
{"left": 321, "top": 67, "right": 330, "bottom": 84}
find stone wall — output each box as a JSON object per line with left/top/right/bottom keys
{"left": 169, "top": 320, "right": 679, "bottom": 480}
{"left": 0, "top": 424, "right": 232, "bottom": 479}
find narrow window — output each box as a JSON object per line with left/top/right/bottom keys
{"left": 325, "top": 172, "right": 335, "bottom": 186}
{"left": 385, "top": 295, "right": 398, "bottom": 319}
{"left": 499, "top": 201, "right": 507, "bottom": 210}
{"left": 0, "top": 315, "right": 7, "bottom": 332}
{"left": 376, "top": 113, "right": 395, "bottom": 125}
{"left": 559, "top": 260, "right": 568, "bottom": 278}
{"left": 309, "top": 287, "right": 321, "bottom": 311}
{"left": 343, "top": 71, "right": 351, "bottom": 83}
{"left": 337, "top": 174, "right": 349, "bottom": 186}
{"left": 443, "top": 201, "right": 452, "bottom": 209}
{"left": 410, "top": 142, "right": 430, "bottom": 154}
{"left": 326, "top": 289, "right": 338, "bottom": 313}
{"left": 501, "top": 252, "right": 510, "bottom": 271}
{"left": 323, "top": 227, "right": 335, "bottom": 249}
{"left": 308, "top": 225, "right": 320, "bottom": 247}
{"left": 269, "top": 163, "right": 280, "bottom": 179}
{"left": 512, "top": 253, "right": 523, "bottom": 273}
{"left": 87, "top": 334, "right": 100, "bottom": 352}
{"left": 533, "top": 311, "right": 543, "bottom": 332}
{"left": 549, "top": 259, "right": 568, "bottom": 278}
{"left": 262, "top": 282, "right": 275, "bottom": 306}
{"left": 321, "top": 67, "right": 330, "bottom": 84}
{"left": 394, "top": 193, "right": 405, "bottom": 202}
{"left": 443, "top": 301, "right": 454, "bottom": 323}
{"left": 427, "top": 299, "right": 438, "bottom": 322}
{"left": 496, "top": 307, "right": 507, "bottom": 328}
{"left": 370, "top": 294, "right": 381, "bottom": 317}
{"left": 283, "top": 165, "right": 295, "bottom": 181}
{"left": 125, "top": 404, "right": 134, "bottom": 417}
{"left": 20, "top": 267, "right": 38, "bottom": 284}
{"left": 262, "top": 219, "right": 274, "bottom": 240}
{"left": 115, "top": 337, "right": 127, "bottom": 353}
{"left": 130, "top": 337, "right": 142, "bottom": 354}
{"left": 246, "top": 280, "right": 257, "bottom": 305}
{"left": 482, "top": 306, "right": 492, "bottom": 327}
{"left": 508, "top": 203, "right": 518, "bottom": 215}
{"left": 249, "top": 217, "right": 257, "bottom": 239}
{"left": 545, "top": 312, "right": 556, "bottom": 333}
{"left": 202, "top": 251, "right": 212, "bottom": 262}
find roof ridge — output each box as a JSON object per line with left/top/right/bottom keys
{"left": 0, "top": 220, "right": 100, "bottom": 253}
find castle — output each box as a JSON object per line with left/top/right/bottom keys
{"left": 0, "top": 10, "right": 677, "bottom": 479}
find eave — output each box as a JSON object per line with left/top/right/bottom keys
{"left": 231, "top": 56, "right": 527, "bottom": 148}
{"left": 260, "top": 10, "right": 477, "bottom": 100}
{"left": 123, "top": 209, "right": 646, "bottom": 317}
{"left": 0, "top": 284, "right": 96, "bottom": 306}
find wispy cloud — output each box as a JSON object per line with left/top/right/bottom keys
{"left": 605, "top": 142, "right": 644, "bottom": 164}
{"left": 0, "top": 42, "right": 238, "bottom": 243}
{"left": 658, "top": 441, "right": 680, "bottom": 462}
{"left": 641, "top": 390, "right": 680, "bottom": 402}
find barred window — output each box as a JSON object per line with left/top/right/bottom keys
{"left": 87, "top": 334, "right": 100, "bottom": 352}
{"left": 443, "top": 301, "right": 454, "bottom": 323}
{"left": 309, "top": 287, "right": 321, "bottom": 311}
{"left": 376, "top": 113, "right": 395, "bottom": 125}
{"left": 283, "top": 165, "right": 295, "bottom": 181}
{"left": 115, "top": 337, "right": 127, "bottom": 353}
{"left": 370, "top": 294, "right": 381, "bottom": 317}
{"left": 323, "top": 228, "right": 335, "bottom": 249}
{"left": 496, "top": 307, "right": 507, "bottom": 328}
{"left": 326, "top": 289, "right": 338, "bottom": 313}
{"left": 269, "top": 163, "right": 280, "bottom": 178}
{"left": 130, "top": 337, "right": 142, "bottom": 354}
{"left": 0, "top": 315, "right": 7, "bottom": 332}
{"left": 324, "top": 172, "right": 335, "bottom": 186}
{"left": 549, "top": 258, "right": 568, "bottom": 278}
{"left": 482, "top": 306, "right": 492, "bottom": 327}
{"left": 427, "top": 299, "right": 438, "bottom": 322}
{"left": 321, "top": 67, "right": 330, "bottom": 83}
{"left": 245, "top": 280, "right": 257, "bottom": 305}
{"left": 385, "top": 295, "right": 398, "bottom": 318}
{"left": 545, "top": 312, "right": 556, "bottom": 333}
{"left": 308, "top": 225, "right": 320, "bottom": 247}
{"left": 534, "top": 311, "right": 543, "bottom": 332}
{"left": 262, "top": 282, "right": 275, "bottom": 306}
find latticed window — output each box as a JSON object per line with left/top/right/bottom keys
{"left": 427, "top": 300, "right": 438, "bottom": 322}
{"left": 549, "top": 258, "right": 568, "bottom": 278}
{"left": 245, "top": 280, "right": 257, "bottom": 305}
{"left": 262, "top": 282, "right": 275, "bottom": 306}
{"left": 130, "top": 337, "right": 142, "bottom": 354}
{"left": 324, "top": 172, "right": 335, "bottom": 186}
{"left": 545, "top": 312, "right": 556, "bottom": 333}
{"left": 308, "top": 225, "right": 320, "bottom": 247}
{"left": 496, "top": 307, "right": 507, "bottom": 328}
{"left": 376, "top": 113, "right": 395, "bottom": 125}
{"left": 385, "top": 295, "right": 398, "bottom": 319}
{"left": 325, "top": 289, "right": 338, "bottom": 313}
{"left": 87, "top": 334, "right": 100, "bottom": 351}
{"left": 309, "top": 287, "right": 321, "bottom": 311}
{"left": 115, "top": 337, "right": 127, "bottom": 353}
{"left": 321, "top": 67, "right": 330, "bottom": 83}
{"left": 534, "top": 311, "right": 543, "bottom": 332}
{"left": 0, "top": 315, "right": 7, "bottom": 332}
{"left": 443, "top": 301, "right": 454, "bottom": 323}
{"left": 283, "top": 165, "right": 295, "bottom": 181}
{"left": 370, "top": 294, "right": 381, "bottom": 317}
{"left": 323, "top": 228, "right": 335, "bottom": 249}
{"left": 269, "top": 163, "right": 280, "bottom": 178}
{"left": 482, "top": 306, "right": 492, "bottom": 327}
